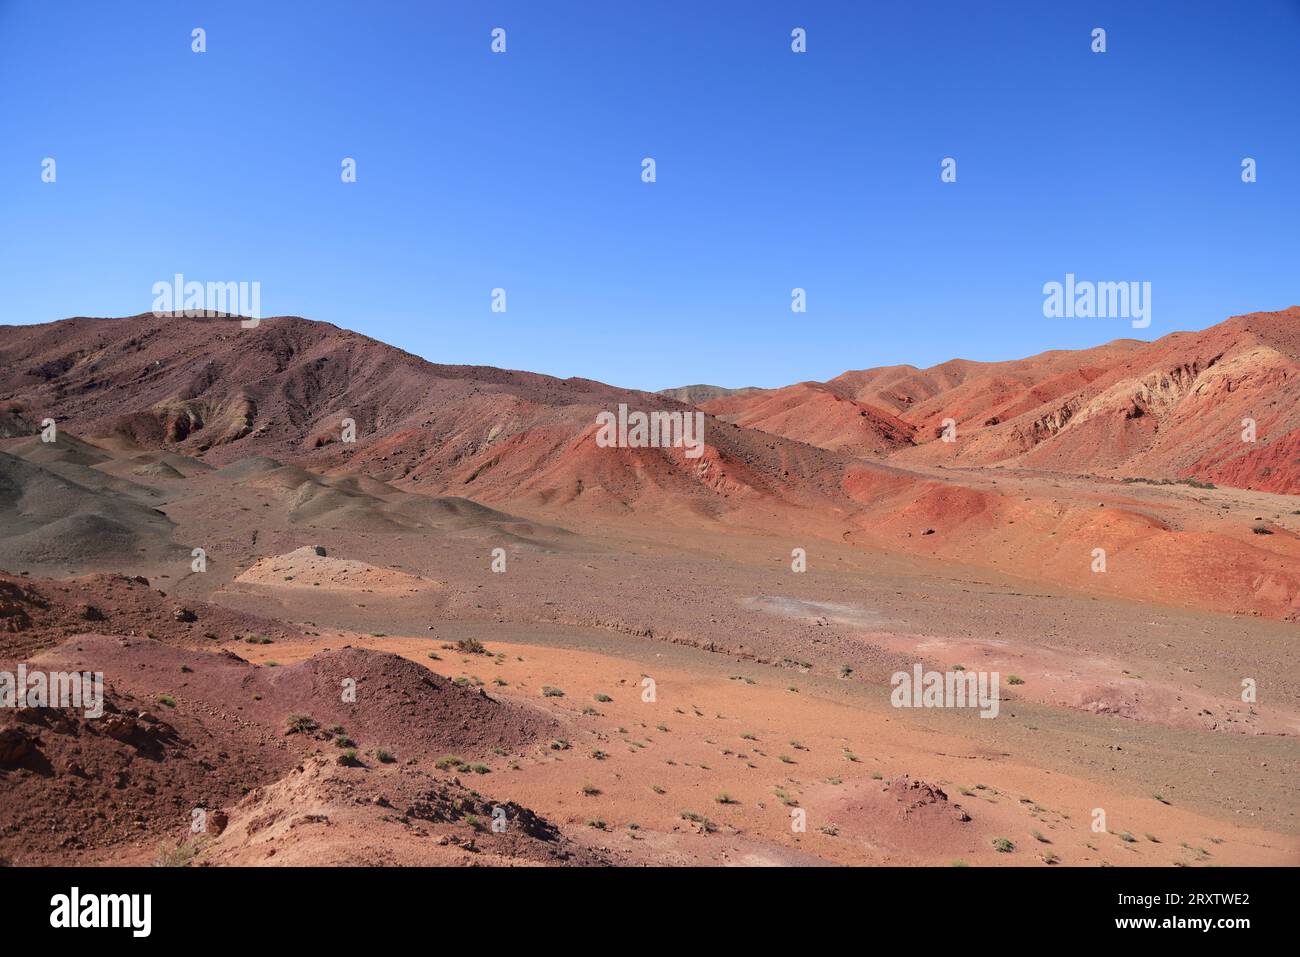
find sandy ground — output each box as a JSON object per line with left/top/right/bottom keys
{"left": 3, "top": 433, "right": 1297, "bottom": 866}
{"left": 231, "top": 630, "right": 1299, "bottom": 866}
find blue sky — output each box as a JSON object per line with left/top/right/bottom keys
{"left": 1, "top": 0, "right": 1297, "bottom": 391}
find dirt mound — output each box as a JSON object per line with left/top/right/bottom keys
{"left": 260, "top": 646, "right": 555, "bottom": 757}
{"left": 882, "top": 776, "right": 971, "bottom": 821}
{"left": 34, "top": 637, "right": 555, "bottom": 761}
{"left": 815, "top": 775, "right": 980, "bottom": 859}
{"left": 234, "top": 546, "right": 442, "bottom": 594}
{"left": 0, "top": 435, "right": 171, "bottom": 505}
{"left": 2, "top": 636, "right": 565, "bottom": 865}
{"left": 5, "top": 433, "right": 113, "bottom": 468}
{"left": 131, "top": 460, "right": 185, "bottom": 479}
{"left": 199, "top": 755, "right": 610, "bottom": 866}
{"left": 212, "top": 455, "right": 287, "bottom": 480}
{"left": 0, "top": 572, "right": 304, "bottom": 660}
{"left": 0, "top": 682, "right": 279, "bottom": 863}
{"left": 0, "top": 452, "right": 181, "bottom": 572}
{"left": 0, "top": 577, "right": 46, "bottom": 633}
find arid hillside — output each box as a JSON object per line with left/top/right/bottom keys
{"left": 0, "top": 314, "right": 853, "bottom": 522}
{"left": 699, "top": 308, "right": 1300, "bottom": 494}
{"left": 2, "top": 313, "right": 1298, "bottom": 868}
{"left": 3, "top": 312, "right": 1299, "bottom": 623}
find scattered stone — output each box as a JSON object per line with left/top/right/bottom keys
{"left": 0, "top": 727, "right": 37, "bottom": 765}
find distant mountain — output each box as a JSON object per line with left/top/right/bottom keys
{"left": 0, "top": 314, "right": 853, "bottom": 520}
{"left": 656, "top": 384, "right": 760, "bottom": 405}
{"left": 702, "top": 308, "right": 1300, "bottom": 494}
{"left": 2, "top": 309, "right": 1298, "bottom": 620}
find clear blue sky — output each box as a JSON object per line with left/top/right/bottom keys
{"left": 2, "top": 0, "right": 1296, "bottom": 391}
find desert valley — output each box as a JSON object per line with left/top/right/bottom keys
{"left": 1, "top": 308, "right": 1297, "bottom": 867}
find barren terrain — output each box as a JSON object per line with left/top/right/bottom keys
{"left": 1, "top": 311, "right": 1296, "bottom": 866}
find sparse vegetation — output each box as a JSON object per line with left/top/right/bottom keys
{"left": 680, "top": 811, "right": 717, "bottom": 833}
{"left": 152, "top": 837, "right": 205, "bottom": 867}
{"left": 286, "top": 713, "right": 318, "bottom": 734}
{"left": 1121, "top": 476, "right": 1215, "bottom": 490}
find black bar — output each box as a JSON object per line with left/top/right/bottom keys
{"left": 0, "top": 865, "right": 1282, "bottom": 943}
